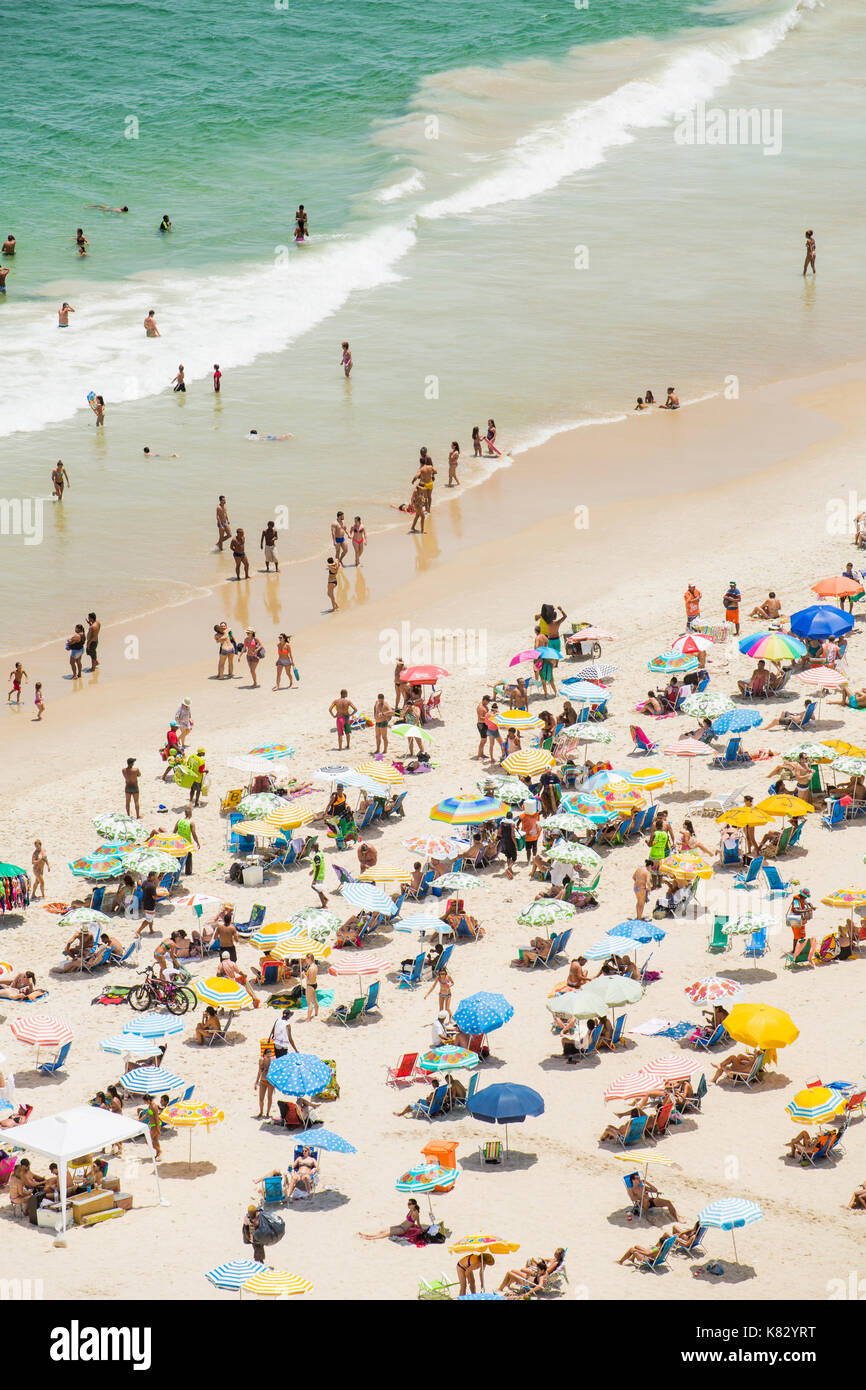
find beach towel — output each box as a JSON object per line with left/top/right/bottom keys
{"left": 91, "top": 986, "right": 132, "bottom": 1006}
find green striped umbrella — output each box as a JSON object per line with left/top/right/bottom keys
{"left": 546, "top": 843, "right": 602, "bottom": 870}
{"left": 237, "top": 793, "right": 287, "bottom": 819}
{"left": 92, "top": 813, "right": 148, "bottom": 843}
{"left": 517, "top": 901, "right": 577, "bottom": 928}
{"left": 121, "top": 847, "right": 180, "bottom": 876}
{"left": 681, "top": 693, "right": 735, "bottom": 719}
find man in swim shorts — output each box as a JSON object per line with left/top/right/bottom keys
{"left": 144, "top": 309, "right": 160, "bottom": 338}
{"left": 331, "top": 512, "right": 349, "bottom": 566}
{"left": 85, "top": 612, "right": 100, "bottom": 670}
{"left": 216, "top": 496, "right": 230, "bottom": 550}
{"left": 260, "top": 520, "right": 279, "bottom": 573}
{"left": 329, "top": 689, "right": 358, "bottom": 751}
{"left": 230, "top": 528, "right": 250, "bottom": 579}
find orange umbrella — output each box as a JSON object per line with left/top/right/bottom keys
{"left": 812, "top": 576, "right": 862, "bottom": 597}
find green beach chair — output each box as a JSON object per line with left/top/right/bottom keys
{"left": 707, "top": 916, "right": 729, "bottom": 952}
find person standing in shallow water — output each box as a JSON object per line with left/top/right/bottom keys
{"left": 340, "top": 341, "right": 352, "bottom": 377}
{"left": 803, "top": 228, "right": 816, "bottom": 276}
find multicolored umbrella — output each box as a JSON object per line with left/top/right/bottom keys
{"left": 121, "top": 847, "right": 180, "bottom": 876}
{"left": 417, "top": 1046, "right": 479, "bottom": 1072}
{"left": 696, "top": 1198, "right": 762, "bottom": 1263}
{"left": 145, "top": 833, "right": 190, "bottom": 857}
{"left": 431, "top": 872, "right": 485, "bottom": 893}
{"left": 191, "top": 977, "right": 254, "bottom": 1009}
{"left": 785, "top": 1087, "right": 845, "bottom": 1125}
{"left": 267, "top": 1053, "right": 331, "bottom": 1096}
{"left": 517, "top": 901, "right": 577, "bottom": 928}
{"left": 474, "top": 777, "right": 536, "bottom": 805}
{"left": 68, "top": 852, "right": 124, "bottom": 879}
{"left": 681, "top": 692, "right": 735, "bottom": 719}
{"left": 453, "top": 992, "right": 514, "bottom": 1035}
{"left": 600, "top": 786, "right": 647, "bottom": 812}
{"left": 738, "top": 632, "right": 806, "bottom": 660}
{"left": 174, "top": 893, "right": 223, "bottom": 910}
{"left": 120, "top": 1065, "right": 184, "bottom": 1094}
{"left": 241, "top": 1270, "right": 313, "bottom": 1297}
{"left": 491, "top": 709, "right": 543, "bottom": 730}
{"left": 354, "top": 761, "right": 405, "bottom": 786}
{"left": 10, "top": 1015, "right": 73, "bottom": 1047}
{"left": 501, "top": 749, "right": 556, "bottom": 776}
{"left": 711, "top": 708, "right": 763, "bottom": 736}
{"left": 540, "top": 811, "right": 598, "bottom": 834}
{"left": 288, "top": 908, "right": 344, "bottom": 937}
{"left": 0, "top": 961, "right": 13, "bottom": 978}
{"left": 660, "top": 852, "right": 713, "bottom": 880}
{"left": 251, "top": 922, "right": 299, "bottom": 947}
{"left": 402, "top": 834, "right": 470, "bottom": 860}
{"left": 391, "top": 723, "right": 434, "bottom": 744}
{"left": 57, "top": 907, "right": 113, "bottom": 928}
{"left": 648, "top": 651, "right": 699, "bottom": 674}
{"left": 206, "top": 1259, "right": 266, "bottom": 1292}
{"left": 159, "top": 1100, "right": 225, "bottom": 1163}
{"left": 559, "top": 791, "right": 609, "bottom": 823}
{"left": 821, "top": 889, "right": 866, "bottom": 908}
{"left": 91, "top": 813, "right": 148, "bottom": 844}
{"left": 340, "top": 882, "right": 399, "bottom": 915}
{"left": 237, "top": 792, "right": 287, "bottom": 819}
{"left": 684, "top": 977, "right": 743, "bottom": 1005}
{"left": 396, "top": 1163, "right": 459, "bottom": 1197}
{"left": 450, "top": 1235, "right": 520, "bottom": 1255}
{"left": 582, "top": 769, "right": 633, "bottom": 792}
{"left": 626, "top": 765, "right": 676, "bottom": 790}
{"left": 430, "top": 797, "right": 506, "bottom": 824}
{"left": 510, "top": 647, "right": 560, "bottom": 665}
{"left": 122, "top": 1013, "right": 184, "bottom": 1038}
{"left": 248, "top": 743, "right": 295, "bottom": 760}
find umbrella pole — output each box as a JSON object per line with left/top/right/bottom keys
{"left": 731, "top": 1228, "right": 739, "bottom": 1264}
{"left": 189, "top": 1127, "right": 193, "bottom": 1166}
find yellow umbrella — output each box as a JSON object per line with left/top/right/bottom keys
{"left": 146, "top": 833, "right": 190, "bottom": 857}
{"left": 501, "top": 749, "right": 556, "bottom": 776}
{"left": 251, "top": 922, "right": 298, "bottom": 945}
{"left": 627, "top": 767, "right": 676, "bottom": 791}
{"left": 785, "top": 1087, "right": 845, "bottom": 1126}
{"left": 716, "top": 807, "right": 773, "bottom": 828}
{"left": 242, "top": 1270, "right": 313, "bottom": 1297}
{"left": 354, "top": 762, "right": 404, "bottom": 786}
{"left": 660, "top": 852, "right": 713, "bottom": 880}
{"left": 612, "top": 1151, "right": 678, "bottom": 1167}
{"left": 756, "top": 795, "right": 815, "bottom": 818}
{"left": 262, "top": 807, "right": 316, "bottom": 831}
{"left": 268, "top": 933, "right": 331, "bottom": 960}
{"left": 821, "top": 889, "right": 866, "bottom": 908}
{"left": 191, "top": 977, "right": 254, "bottom": 1009}
{"left": 724, "top": 1002, "right": 799, "bottom": 1051}
{"left": 234, "top": 820, "right": 286, "bottom": 840}
{"left": 449, "top": 1234, "right": 520, "bottom": 1255}
{"left": 158, "top": 1100, "right": 225, "bottom": 1164}
{"left": 358, "top": 867, "right": 413, "bottom": 884}
{"left": 823, "top": 739, "right": 866, "bottom": 759}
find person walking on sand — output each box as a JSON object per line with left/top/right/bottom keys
{"left": 373, "top": 693, "right": 393, "bottom": 755}
{"left": 684, "top": 582, "right": 701, "bottom": 629}
{"left": 8, "top": 662, "right": 27, "bottom": 705}
{"left": 230, "top": 528, "right": 250, "bottom": 579}
{"left": 326, "top": 556, "right": 340, "bottom": 611}
{"left": 302, "top": 953, "right": 319, "bottom": 1021}
{"left": 340, "top": 341, "right": 352, "bottom": 377}
{"left": 58, "top": 302, "right": 74, "bottom": 327}
{"left": 803, "top": 228, "right": 816, "bottom": 276}
{"left": 143, "top": 309, "right": 160, "bottom": 338}
{"left": 31, "top": 840, "right": 50, "bottom": 899}
{"left": 216, "top": 496, "right": 230, "bottom": 550}
{"left": 331, "top": 512, "right": 349, "bottom": 566}
{"left": 243, "top": 630, "right": 263, "bottom": 688}
{"left": 350, "top": 516, "right": 366, "bottom": 566}
{"left": 330, "top": 689, "right": 357, "bottom": 751}
{"left": 85, "top": 612, "right": 100, "bottom": 670}
{"left": 447, "top": 441, "right": 460, "bottom": 487}
{"left": 52, "top": 460, "right": 70, "bottom": 501}
{"left": 633, "top": 860, "right": 652, "bottom": 921}
{"left": 274, "top": 633, "right": 294, "bottom": 690}
{"left": 171, "top": 363, "right": 186, "bottom": 393}
{"left": 409, "top": 483, "right": 426, "bottom": 534}
{"left": 213, "top": 363, "right": 221, "bottom": 393}
{"left": 260, "top": 520, "right": 279, "bottom": 573}
{"left": 123, "top": 758, "right": 141, "bottom": 818}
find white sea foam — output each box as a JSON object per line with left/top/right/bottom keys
{"left": 374, "top": 168, "right": 426, "bottom": 202}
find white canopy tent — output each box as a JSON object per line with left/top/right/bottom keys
{"left": 9, "top": 1105, "right": 165, "bottom": 1238}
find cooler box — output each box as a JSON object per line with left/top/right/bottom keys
{"left": 241, "top": 865, "right": 263, "bottom": 886}
{"left": 37, "top": 1203, "right": 72, "bottom": 1231}
{"left": 102, "top": 1176, "right": 121, "bottom": 1193}
{"left": 421, "top": 1139, "right": 458, "bottom": 1169}
{"left": 114, "top": 1193, "right": 134, "bottom": 1212}
{"left": 71, "top": 1190, "right": 113, "bottom": 1225}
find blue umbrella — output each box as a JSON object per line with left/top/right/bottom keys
{"left": 101, "top": 1033, "right": 163, "bottom": 1059}
{"left": 696, "top": 1197, "right": 763, "bottom": 1263}
{"left": 122, "top": 1013, "right": 185, "bottom": 1038}
{"left": 582, "top": 769, "right": 633, "bottom": 791}
{"left": 120, "top": 1065, "right": 184, "bottom": 1095}
{"left": 459, "top": 1291, "right": 505, "bottom": 1300}
{"left": 293, "top": 1128, "right": 356, "bottom": 1154}
{"left": 610, "top": 920, "right": 666, "bottom": 944}
{"left": 268, "top": 1053, "right": 331, "bottom": 1096}
{"left": 530, "top": 646, "right": 561, "bottom": 662}
{"left": 584, "top": 937, "right": 626, "bottom": 961}
{"left": 559, "top": 679, "right": 609, "bottom": 701}
{"left": 453, "top": 992, "right": 514, "bottom": 1035}
{"left": 468, "top": 1082, "right": 544, "bottom": 1154}
{"left": 341, "top": 882, "right": 398, "bottom": 916}
{"left": 206, "top": 1259, "right": 266, "bottom": 1292}
{"left": 711, "top": 708, "right": 763, "bottom": 736}
{"left": 789, "top": 604, "right": 854, "bottom": 639}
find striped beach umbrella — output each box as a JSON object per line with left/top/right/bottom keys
{"left": 560, "top": 679, "right": 610, "bottom": 701}
{"left": 402, "top": 835, "right": 470, "bottom": 860}
{"left": 68, "top": 852, "right": 124, "bottom": 879}
{"left": 580, "top": 662, "right": 618, "bottom": 681}
{"left": 327, "top": 951, "right": 391, "bottom": 977}
{"left": 417, "top": 1046, "right": 479, "bottom": 1073}
{"left": 660, "top": 852, "right": 713, "bottom": 880}
{"left": 145, "top": 833, "right": 189, "bottom": 857}
{"left": 121, "top": 847, "right": 179, "bottom": 876}
{"left": 663, "top": 738, "right": 712, "bottom": 757}
{"left": 91, "top": 813, "right": 148, "bottom": 843}
{"left": 648, "top": 651, "right": 699, "bottom": 674}
{"left": 57, "top": 907, "right": 113, "bottom": 928}
{"left": 642, "top": 1054, "right": 702, "bottom": 1083}
{"left": 798, "top": 666, "right": 846, "bottom": 689}
{"left": 785, "top": 1087, "right": 845, "bottom": 1126}
{"left": 206, "top": 1260, "right": 266, "bottom": 1292}
{"left": 391, "top": 723, "right": 434, "bottom": 744}
{"left": 681, "top": 692, "right": 735, "bottom": 719}
{"left": 671, "top": 632, "right": 713, "bottom": 654}
{"left": 251, "top": 922, "right": 298, "bottom": 947}
{"left": 233, "top": 821, "right": 287, "bottom": 841}
{"left": 501, "top": 749, "right": 556, "bottom": 776}
{"left": 358, "top": 866, "right": 413, "bottom": 884}
{"left": 340, "top": 882, "right": 398, "bottom": 915}
{"left": 738, "top": 632, "right": 806, "bottom": 660}
{"left": 268, "top": 1053, "right": 331, "bottom": 1096}
{"left": 517, "top": 900, "right": 577, "bottom": 928}
{"left": 237, "top": 792, "right": 286, "bottom": 819}
{"left": 452, "top": 991, "right": 514, "bottom": 1034}
{"left": 430, "top": 797, "right": 506, "bottom": 825}
{"left": 546, "top": 842, "right": 602, "bottom": 870}
{"left": 122, "top": 1013, "right": 185, "bottom": 1038}
{"left": 191, "top": 977, "right": 254, "bottom": 1009}
{"left": 696, "top": 1198, "right": 763, "bottom": 1263}
{"left": 248, "top": 743, "right": 294, "bottom": 760}
{"left": 120, "top": 1065, "right": 184, "bottom": 1094}
{"left": 821, "top": 889, "right": 866, "bottom": 908}
{"left": 241, "top": 1270, "right": 313, "bottom": 1297}
{"left": 684, "top": 977, "right": 743, "bottom": 1005}
{"left": 711, "top": 708, "right": 762, "bottom": 736}
{"left": 227, "top": 754, "right": 287, "bottom": 777}
{"left": 604, "top": 1070, "right": 667, "bottom": 1102}
{"left": 354, "top": 761, "right": 404, "bottom": 786}
{"left": 394, "top": 912, "right": 447, "bottom": 934}
{"left": 627, "top": 766, "right": 676, "bottom": 791}
{"left": 100, "top": 1034, "right": 162, "bottom": 1060}
{"left": 582, "top": 770, "right": 633, "bottom": 792}
{"left": 262, "top": 807, "right": 316, "bottom": 830}
{"left": 267, "top": 934, "right": 331, "bottom": 961}
{"left": 491, "top": 709, "right": 543, "bottom": 730}
{"left": 396, "top": 1162, "right": 459, "bottom": 1193}
{"left": 583, "top": 937, "right": 628, "bottom": 962}
{"left": 431, "top": 872, "right": 485, "bottom": 893}
{"left": 10, "top": 1015, "right": 73, "bottom": 1047}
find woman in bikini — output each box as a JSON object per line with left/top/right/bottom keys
{"left": 274, "top": 633, "right": 294, "bottom": 690}
{"left": 287, "top": 1145, "right": 319, "bottom": 1199}
{"left": 359, "top": 1198, "right": 423, "bottom": 1241}
{"left": 471, "top": 425, "right": 483, "bottom": 457}
{"left": 350, "top": 517, "right": 367, "bottom": 566}
{"left": 447, "top": 441, "right": 460, "bottom": 487}
{"left": 214, "top": 621, "right": 235, "bottom": 679}
{"left": 326, "top": 556, "right": 340, "bottom": 611}
{"left": 303, "top": 953, "right": 319, "bottom": 1021}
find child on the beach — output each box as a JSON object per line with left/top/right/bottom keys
{"left": 34, "top": 682, "right": 45, "bottom": 720}
{"left": 8, "top": 662, "right": 27, "bottom": 703}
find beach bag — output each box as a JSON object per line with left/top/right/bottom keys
{"left": 292, "top": 666, "right": 300, "bottom": 681}
{"left": 255, "top": 1209, "right": 285, "bottom": 1245}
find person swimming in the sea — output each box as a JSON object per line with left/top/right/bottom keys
{"left": 246, "top": 429, "right": 294, "bottom": 442}
{"left": 159, "top": 214, "right": 172, "bottom": 232}
{"left": 143, "top": 446, "right": 179, "bottom": 458}
{"left": 294, "top": 205, "right": 308, "bottom": 242}
{"left": 86, "top": 204, "right": 129, "bottom": 214}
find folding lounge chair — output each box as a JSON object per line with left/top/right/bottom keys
{"left": 637, "top": 1235, "right": 676, "bottom": 1271}
{"left": 613, "top": 1114, "right": 648, "bottom": 1148}
{"left": 630, "top": 726, "right": 659, "bottom": 754}
{"left": 822, "top": 800, "right": 846, "bottom": 830}
{"left": 694, "top": 1024, "right": 727, "bottom": 1050}
{"left": 398, "top": 953, "right": 425, "bottom": 989}
{"left": 413, "top": 1084, "right": 447, "bottom": 1121}
{"left": 37, "top": 1041, "right": 72, "bottom": 1075}
{"left": 762, "top": 864, "right": 790, "bottom": 897}
{"left": 733, "top": 857, "right": 763, "bottom": 890}
{"left": 330, "top": 996, "right": 365, "bottom": 1025}
{"left": 730, "top": 1050, "right": 766, "bottom": 1086}
{"left": 361, "top": 981, "right": 381, "bottom": 1017}
{"left": 707, "top": 916, "right": 729, "bottom": 952}
{"left": 678, "top": 1074, "right": 708, "bottom": 1113}
{"left": 743, "top": 927, "right": 768, "bottom": 957}
{"left": 783, "top": 938, "right": 812, "bottom": 968}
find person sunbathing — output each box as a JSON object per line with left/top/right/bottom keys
{"left": 0, "top": 969, "right": 46, "bottom": 1000}
{"left": 0, "top": 1103, "right": 34, "bottom": 1129}
{"left": 830, "top": 682, "right": 866, "bottom": 710}
{"left": 442, "top": 898, "right": 483, "bottom": 938}
{"left": 700, "top": 1004, "right": 728, "bottom": 1034}
{"left": 498, "top": 1250, "right": 566, "bottom": 1296}
{"left": 55, "top": 940, "right": 103, "bottom": 973}
{"left": 513, "top": 935, "right": 554, "bottom": 967}
{"left": 256, "top": 1169, "right": 287, "bottom": 1202}
{"left": 359, "top": 1198, "right": 423, "bottom": 1240}
{"left": 553, "top": 957, "right": 590, "bottom": 993}
{"left": 617, "top": 1236, "right": 666, "bottom": 1266}
{"left": 711, "top": 1051, "right": 761, "bottom": 1083}
{"left": 624, "top": 1171, "right": 678, "bottom": 1221}
{"left": 600, "top": 1106, "right": 645, "bottom": 1142}
{"left": 394, "top": 1083, "right": 446, "bottom": 1118}
{"left": 846, "top": 1179, "right": 866, "bottom": 1210}
{"left": 336, "top": 914, "right": 365, "bottom": 946}
{"left": 286, "top": 1145, "right": 319, "bottom": 1200}
{"left": 766, "top": 700, "right": 813, "bottom": 731}
{"left": 599, "top": 951, "right": 637, "bottom": 979}
{"left": 787, "top": 1129, "right": 835, "bottom": 1162}
{"left": 642, "top": 690, "right": 665, "bottom": 716}
{"left": 195, "top": 1005, "right": 221, "bottom": 1043}
{"left": 670, "top": 1220, "right": 704, "bottom": 1251}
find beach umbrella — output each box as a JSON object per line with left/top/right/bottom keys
{"left": 546, "top": 989, "right": 607, "bottom": 1019}
{"left": 583, "top": 938, "right": 628, "bottom": 962}
{"left": 250, "top": 922, "right": 298, "bottom": 947}
{"left": 453, "top": 992, "right": 514, "bottom": 1035}
{"left": 787, "top": 742, "right": 836, "bottom": 762}
{"left": 711, "top": 708, "right": 763, "bottom": 736}
{"left": 396, "top": 1162, "right": 458, "bottom": 1193}
{"left": 68, "top": 853, "right": 124, "bottom": 879}
{"left": 418, "top": 1046, "right": 479, "bottom": 1073}
{"left": 663, "top": 736, "right": 714, "bottom": 758}
{"left": 798, "top": 666, "right": 846, "bottom": 689}
{"left": 546, "top": 842, "right": 602, "bottom": 870}
{"left": 206, "top": 1259, "right": 266, "bottom": 1293}
{"left": 227, "top": 754, "right": 287, "bottom": 777}
{"left": 756, "top": 794, "right": 814, "bottom": 818}
{"left": 659, "top": 852, "right": 713, "bottom": 880}
{"left": 400, "top": 665, "right": 450, "bottom": 683}
{"left": 174, "top": 893, "right": 223, "bottom": 910}
{"left": 517, "top": 901, "right": 576, "bottom": 928}
{"left": 288, "top": 908, "right": 343, "bottom": 937}
{"left": 249, "top": 743, "right": 295, "bottom": 760}
{"left": 696, "top": 1198, "right": 762, "bottom": 1263}
{"left": 146, "top": 833, "right": 190, "bottom": 857}
{"left": 241, "top": 1270, "right": 313, "bottom": 1298}
{"left": 450, "top": 1234, "right": 520, "bottom": 1255}
{"left": 297, "top": 1128, "right": 356, "bottom": 1154}
{"left": 559, "top": 679, "right": 610, "bottom": 703}
{"left": 402, "top": 834, "right": 470, "bottom": 860}
{"left": 789, "top": 604, "right": 853, "bottom": 639}
{"left": 358, "top": 866, "right": 414, "bottom": 885}
{"left": 604, "top": 1070, "right": 667, "bottom": 1102}
{"left": 191, "top": 977, "right": 254, "bottom": 1009}
{"left": 832, "top": 755, "right": 866, "bottom": 776}
{"left": 340, "top": 882, "right": 398, "bottom": 916}
{"left": 57, "top": 907, "right": 113, "bottom": 928}
{"left": 10, "top": 1015, "right": 72, "bottom": 1047}
{"left": 491, "top": 710, "right": 543, "bottom": 730}
{"left": 431, "top": 797, "right": 506, "bottom": 825}
{"left": 540, "top": 811, "right": 597, "bottom": 834}
{"left": 601, "top": 786, "right": 646, "bottom": 812}
{"left": 431, "top": 872, "right": 485, "bottom": 893}
{"left": 501, "top": 749, "right": 556, "bottom": 776}
{"left": 579, "top": 662, "right": 618, "bottom": 681}
{"left": 724, "top": 1002, "right": 798, "bottom": 1051}
{"left": 682, "top": 692, "right": 735, "bottom": 719}
{"left": 582, "top": 769, "right": 633, "bottom": 792}
{"left": 237, "top": 792, "right": 286, "bottom": 819}
{"left": 612, "top": 1150, "right": 679, "bottom": 1182}
{"left": 234, "top": 820, "right": 286, "bottom": 841}
{"left": 785, "top": 1087, "right": 845, "bottom": 1126}
{"left": 824, "top": 738, "right": 866, "bottom": 758}
{"left": 122, "top": 1013, "right": 185, "bottom": 1038}
{"left": 738, "top": 632, "right": 806, "bottom": 660}
{"left": 648, "top": 652, "right": 699, "bottom": 674}
{"left": 458, "top": 1290, "right": 505, "bottom": 1301}
{"left": 474, "top": 777, "right": 534, "bottom": 805}
{"left": 812, "top": 576, "right": 862, "bottom": 599}
{"left": 159, "top": 1100, "right": 224, "bottom": 1164}
{"left": 91, "top": 813, "right": 148, "bottom": 843}
{"left": 626, "top": 766, "right": 676, "bottom": 791}
{"left": 393, "top": 912, "right": 447, "bottom": 935}
{"left": 261, "top": 807, "right": 316, "bottom": 831}
{"left": 589, "top": 976, "right": 643, "bottom": 1008}
{"left": 610, "top": 920, "right": 666, "bottom": 943}
{"left": 0, "top": 961, "right": 12, "bottom": 978}
{"left": 327, "top": 952, "right": 392, "bottom": 990}
{"left": 121, "top": 847, "right": 179, "bottom": 876}
{"left": 268, "top": 934, "right": 331, "bottom": 961}
{"left": 559, "top": 791, "right": 609, "bottom": 823}
{"left": 468, "top": 1083, "right": 544, "bottom": 1153}
{"left": 120, "top": 1065, "right": 184, "bottom": 1094}
{"left": 723, "top": 912, "right": 778, "bottom": 937}
{"left": 671, "top": 632, "right": 713, "bottom": 654}
{"left": 821, "top": 889, "right": 866, "bottom": 908}
{"left": 562, "top": 725, "right": 615, "bottom": 747}
{"left": 353, "top": 761, "right": 405, "bottom": 786}
{"left": 391, "top": 723, "right": 434, "bottom": 744}
{"left": 268, "top": 1053, "right": 331, "bottom": 1096}
{"left": 642, "top": 1054, "right": 702, "bottom": 1083}
{"left": 684, "top": 977, "right": 743, "bottom": 1005}
{"left": 510, "top": 647, "right": 560, "bottom": 665}
{"left": 100, "top": 1034, "right": 162, "bottom": 1061}
{"left": 571, "top": 627, "right": 618, "bottom": 642}
{"left": 716, "top": 806, "right": 772, "bottom": 828}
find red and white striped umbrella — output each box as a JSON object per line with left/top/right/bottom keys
{"left": 798, "top": 667, "right": 846, "bottom": 689}
{"left": 327, "top": 952, "right": 392, "bottom": 977}
{"left": 642, "top": 1054, "right": 703, "bottom": 1083}
{"left": 671, "top": 632, "right": 713, "bottom": 654}
{"left": 663, "top": 738, "right": 710, "bottom": 757}
{"left": 603, "top": 1070, "right": 667, "bottom": 1102}
{"left": 10, "top": 1015, "right": 73, "bottom": 1047}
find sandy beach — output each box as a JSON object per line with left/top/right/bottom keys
{"left": 4, "top": 359, "right": 866, "bottom": 1302}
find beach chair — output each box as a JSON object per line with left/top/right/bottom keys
{"left": 83, "top": 946, "right": 113, "bottom": 973}
{"left": 707, "top": 916, "right": 729, "bottom": 952}
{"left": 435, "top": 944, "right": 454, "bottom": 975}
{"left": 787, "top": 700, "right": 817, "bottom": 731}
{"left": 630, "top": 726, "right": 659, "bottom": 754}
{"left": 637, "top": 1234, "right": 676, "bottom": 1272}
{"left": 330, "top": 995, "right": 365, "bottom": 1025}
{"left": 110, "top": 941, "right": 139, "bottom": 967}
{"left": 413, "top": 1084, "right": 447, "bottom": 1121}
{"left": 730, "top": 1050, "right": 766, "bottom": 1087}
{"left": 455, "top": 917, "right": 480, "bottom": 941}
{"left": 762, "top": 864, "right": 790, "bottom": 897}
{"left": 694, "top": 1025, "right": 728, "bottom": 1051}
{"left": 646, "top": 1100, "right": 674, "bottom": 1139}
{"left": 478, "top": 1139, "right": 503, "bottom": 1164}
{"left": 673, "top": 1225, "right": 707, "bottom": 1256}
{"left": 581, "top": 869, "right": 602, "bottom": 905}
{"left": 638, "top": 953, "right": 655, "bottom": 985}
{"left": 783, "top": 938, "right": 812, "bottom": 969}
{"left": 604, "top": 1014, "right": 626, "bottom": 1051}
{"left": 235, "top": 904, "right": 265, "bottom": 937}
{"left": 613, "top": 1114, "right": 648, "bottom": 1148}
{"left": 398, "top": 953, "right": 425, "bottom": 989}
{"left": 761, "top": 824, "right": 794, "bottom": 860}
{"left": 678, "top": 1074, "right": 708, "bottom": 1114}
{"left": 574, "top": 1023, "right": 604, "bottom": 1060}
{"left": 261, "top": 1173, "right": 287, "bottom": 1206}
{"left": 637, "top": 805, "right": 657, "bottom": 835}
{"left": 695, "top": 670, "right": 710, "bottom": 692}
{"left": 271, "top": 841, "right": 299, "bottom": 870}
{"left": 843, "top": 1090, "right": 865, "bottom": 1120}
{"left": 452, "top": 1072, "right": 478, "bottom": 1111}
{"left": 671, "top": 878, "right": 700, "bottom": 919}
{"left": 361, "top": 980, "right": 381, "bottom": 1017}
{"left": 712, "top": 737, "right": 750, "bottom": 768}
{"left": 386, "top": 1052, "right": 420, "bottom": 1087}
{"left": 733, "top": 857, "right": 763, "bottom": 890}
{"left": 722, "top": 839, "right": 742, "bottom": 866}
{"left": 744, "top": 927, "right": 768, "bottom": 958}
{"left": 204, "top": 1014, "right": 231, "bottom": 1045}
{"left": 418, "top": 1274, "right": 458, "bottom": 1301}
{"left": 822, "top": 800, "right": 846, "bottom": 830}
{"left": 696, "top": 785, "right": 747, "bottom": 817}
{"left": 332, "top": 863, "right": 356, "bottom": 888}
{"left": 37, "top": 1042, "right": 71, "bottom": 1075}
{"left": 383, "top": 791, "right": 407, "bottom": 819}
{"left": 785, "top": 821, "right": 804, "bottom": 852}
{"left": 796, "top": 1131, "right": 836, "bottom": 1165}
{"left": 90, "top": 885, "right": 106, "bottom": 911}
{"left": 356, "top": 803, "right": 377, "bottom": 831}
{"left": 220, "top": 788, "right": 244, "bottom": 815}
{"left": 406, "top": 870, "right": 434, "bottom": 901}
